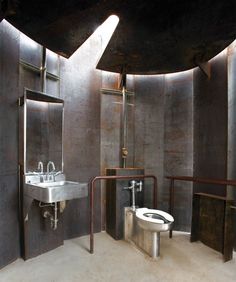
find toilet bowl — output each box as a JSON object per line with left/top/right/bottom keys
{"left": 136, "top": 208, "right": 174, "bottom": 232}
{"left": 123, "top": 180, "right": 174, "bottom": 258}
{"left": 134, "top": 208, "right": 174, "bottom": 258}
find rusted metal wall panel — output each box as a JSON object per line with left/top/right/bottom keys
{"left": 18, "top": 32, "right": 64, "bottom": 259}
{"left": 102, "top": 72, "right": 194, "bottom": 232}
{"left": 191, "top": 193, "right": 234, "bottom": 261}
{"left": 100, "top": 73, "right": 135, "bottom": 172}
{"left": 227, "top": 41, "right": 236, "bottom": 249}
{"left": 228, "top": 42, "right": 236, "bottom": 189}
{"left": 100, "top": 73, "right": 120, "bottom": 230}
{"left": 101, "top": 73, "right": 122, "bottom": 172}
{"left": 0, "top": 21, "right": 20, "bottom": 269}
{"left": 60, "top": 34, "right": 102, "bottom": 239}
{"left": 193, "top": 52, "right": 228, "bottom": 196}
{"left": 100, "top": 73, "right": 135, "bottom": 230}
{"left": 134, "top": 75, "right": 165, "bottom": 209}
{"left": 164, "top": 71, "right": 194, "bottom": 231}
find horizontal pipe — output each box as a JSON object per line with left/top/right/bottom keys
{"left": 166, "top": 175, "right": 236, "bottom": 238}
{"left": 89, "top": 174, "right": 158, "bottom": 254}
{"left": 100, "top": 88, "right": 134, "bottom": 97}
{"left": 20, "top": 59, "right": 60, "bottom": 81}
{"left": 166, "top": 176, "right": 236, "bottom": 187}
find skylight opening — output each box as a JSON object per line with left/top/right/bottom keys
{"left": 69, "top": 15, "right": 119, "bottom": 61}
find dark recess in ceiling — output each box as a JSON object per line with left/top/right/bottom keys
{"left": 1, "top": 0, "right": 236, "bottom": 74}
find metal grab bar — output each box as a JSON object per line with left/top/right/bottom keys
{"left": 89, "top": 174, "right": 158, "bottom": 254}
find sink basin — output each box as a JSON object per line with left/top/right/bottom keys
{"left": 24, "top": 180, "right": 88, "bottom": 203}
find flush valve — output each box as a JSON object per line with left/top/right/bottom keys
{"left": 123, "top": 180, "right": 143, "bottom": 211}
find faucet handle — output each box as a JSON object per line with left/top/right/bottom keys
{"left": 123, "top": 180, "right": 136, "bottom": 190}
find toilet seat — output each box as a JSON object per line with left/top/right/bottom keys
{"left": 136, "top": 208, "right": 174, "bottom": 224}
{"left": 135, "top": 208, "right": 174, "bottom": 232}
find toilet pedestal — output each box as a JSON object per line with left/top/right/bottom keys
{"left": 152, "top": 231, "right": 160, "bottom": 258}
{"left": 124, "top": 207, "right": 160, "bottom": 259}
{"left": 106, "top": 168, "right": 144, "bottom": 240}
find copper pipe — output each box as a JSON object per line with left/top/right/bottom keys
{"left": 120, "top": 72, "right": 127, "bottom": 168}
{"left": 121, "top": 85, "right": 127, "bottom": 168}
{"left": 166, "top": 176, "right": 236, "bottom": 186}
{"left": 169, "top": 179, "right": 174, "bottom": 238}
{"left": 89, "top": 174, "right": 157, "bottom": 254}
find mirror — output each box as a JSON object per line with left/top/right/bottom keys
{"left": 24, "top": 89, "right": 63, "bottom": 173}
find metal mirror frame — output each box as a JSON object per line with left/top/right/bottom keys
{"left": 19, "top": 88, "right": 64, "bottom": 174}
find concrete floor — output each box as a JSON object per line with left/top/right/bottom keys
{"left": 0, "top": 231, "right": 235, "bottom": 282}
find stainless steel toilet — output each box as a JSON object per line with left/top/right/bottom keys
{"left": 136, "top": 208, "right": 174, "bottom": 232}
{"left": 135, "top": 208, "right": 174, "bottom": 258}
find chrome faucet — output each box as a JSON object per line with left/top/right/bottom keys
{"left": 53, "top": 170, "right": 62, "bottom": 181}
{"left": 37, "top": 161, "right": 44, "bottom": 173}
{"left": 47, "top": 161, "right": 55, "bottom": 175}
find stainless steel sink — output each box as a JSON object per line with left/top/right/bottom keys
{"left": 24, "top": 179, "right": 88, "bottom": 203}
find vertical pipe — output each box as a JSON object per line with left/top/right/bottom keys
{"left": 90, "top": 179, "right": 95, "bottom": 254}
{"left": 153, "top": 178, "right": 157, "bottom": 209}
{"left": 53, "top": 202, "right": 58, "bottom": 230}
{"left": 122, "top": 86, "right": 127, "bottom": 167}
{"left": 120, "top": 73, "right": 128, "bottom": 168}
{"left": 41, "top": 47, "right": 47, "bottom": 92}
{"left": 131, "top": 182, "right": 136, "bottom": 211}
{"left": 169, "top": 179, "right": 174, "bottom": 238}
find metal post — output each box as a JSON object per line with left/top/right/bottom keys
{"left": 169, "top": 179, "right": 174, "bottom": 238}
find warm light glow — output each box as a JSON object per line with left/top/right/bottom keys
{"left": 210, "top": 47, "right": 228, "bottom": 62}
{"left": 20, "top": 32, "right": 39, "bottom": 50}
{"left": 231, "top": 39, "right": 236, "bottom": 49}
{"left": 165, "top": 68, "right": 194, "bottom": 80}
{"left": 27, "top": 99, "right": 49, "bottom": 109}
{"left": 46, "top": 48, "right": 59, "bottom": 60}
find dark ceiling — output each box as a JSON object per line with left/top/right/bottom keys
{"left": 1, "top": 0, "right": 236, "bottom": 74}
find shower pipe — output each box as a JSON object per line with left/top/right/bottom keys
{"left": 166, "top": 175, "right": 236, "bottom": 238}
{"left": 89, "top": 174, "right": 158, "bottom": 254}
{"left": 121, "top": 85, "right": 128, "bottom": 168}
{"left": 120, "top": 72, "right": 128, "bottom": 169}
{"left": 40, "top": 46, "right": 47, "bottom": 92}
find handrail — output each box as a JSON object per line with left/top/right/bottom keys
{"left": 166, "top": 176, "right": 236, "bottom": 186}
{"left": 89, "top": 174, "right": 158, "bottom": 254}
{"left": 166, "top": 175, "right": 236, "bottom": 238}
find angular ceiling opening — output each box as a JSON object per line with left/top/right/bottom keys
{"left": 2, "top": 0, "right": 236, "bottom": 74}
